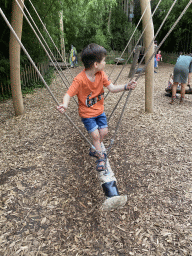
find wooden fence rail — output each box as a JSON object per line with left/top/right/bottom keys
{"left": 20, "top": 61, "right": 49, "bottom": 87}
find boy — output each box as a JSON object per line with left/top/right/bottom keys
{"left": 57, "top": 43, "right": 137, "bottom": 171}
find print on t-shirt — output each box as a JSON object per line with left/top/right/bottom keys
{"left": 86, "top": 92, "right": 104, "bottom": 107}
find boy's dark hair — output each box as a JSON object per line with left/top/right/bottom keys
{"left": 81, "top": 43, "right": 107, "bottom": 69}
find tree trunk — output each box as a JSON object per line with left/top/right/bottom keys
{"left": 59, "top": 10, "right": 66, "bottom": 61}
{"left": 107, "top": 7, "right": 112, "bottom": 34}
{"left": 9, "top": 0, "right": 25, "bottom": 116}
{"left": 140, "top": 0, "right": 154, "bottom": 113}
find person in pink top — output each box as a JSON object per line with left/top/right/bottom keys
{"left": 156, "top": 50, "right": 162, "bottom": 68}
{"left": 57, "top": 43, "right": 137, "bottom": 171}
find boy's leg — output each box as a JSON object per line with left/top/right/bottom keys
{"left": 82, "top": 113, "right": 107, "bottom": 170}
{"left": 90, "top": 129, "right": 106, "bottom": 171}
{"left": 90, "top": 129, "right": 103, "bottom": 155}
{"left": 99, "top": 127, "right": 108, "bottom": 143}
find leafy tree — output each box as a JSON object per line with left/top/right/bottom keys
{"left": 151, "top": 0, "right": 192, "bottom": 53}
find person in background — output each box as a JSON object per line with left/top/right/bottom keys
{"left": 156, "top": 50, "right": 162, "bottom": 68}
{"left": 170, "top": 54, "right": 192, "bottom": 104}
{"left": 70, "top": 45, "right": 78, "bottom": 68}
{"left": 154, "top": 41, "right": 158, "bottom": 73}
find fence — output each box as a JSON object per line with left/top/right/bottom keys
{"left": 0, "top": 60, "right": 50, "bottom": 99}
{"left": 20, "top": 60, "right": 49, "bottom": 87}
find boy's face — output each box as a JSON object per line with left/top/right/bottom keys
{"left": 95, "top": 57, "right": 106, "bottom": 71}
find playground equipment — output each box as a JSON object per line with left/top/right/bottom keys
{"left": 1, "top": 0, "right": 191, "bottom": 211}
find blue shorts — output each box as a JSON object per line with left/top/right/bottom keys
{"left": 81, "top": 112, "right": 108, "bottom": 133}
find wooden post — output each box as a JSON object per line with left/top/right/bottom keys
{"left": 9, "top": 0, "right": 25, "bottom": 116}
{"left": 140, "top": 0, "right": 154, "bottom": 113}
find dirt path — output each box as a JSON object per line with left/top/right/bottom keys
{"left": 0, "top": 63, "right": 192, "bottom": 255}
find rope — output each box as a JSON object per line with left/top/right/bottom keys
{"left": 2, "top": 0, "right": 191, "bottom": 159}
{"left": 27, "top": 0, "right": 74, "bottom": 80}
{"left": 135, "top": 0, "right": 192, "bottom": 83}
{"left": 15, "top": 0, "right": 78, "bottom": 106}
{"left": 107, "top": 0, "right": 150, "bottom": 78}
{"left": 135, "top": 0, "right": 178, "bottom": 75}
{"left": 105, "top": 0, "right": 192, "bottom": 156}
{"left": 0, "top": 8, "right": 94, "bottom": 151}
{"left": 105, "top": 0, "right": 163, "bottom": 101}
{"left": 106, "top": 0, "right": 178, "bottom": 122}
{"left": 107, "top": 89, "right": 132, "bottom": 156}
{"left": 15, "top": 0, "right": 78, "bottom": 107}
{"left": 22, "top": 0, "right": 71, "bottom": 87}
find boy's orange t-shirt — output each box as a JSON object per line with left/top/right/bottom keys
{"left": 67, "top": 70, "right": 111, "bottom": 118}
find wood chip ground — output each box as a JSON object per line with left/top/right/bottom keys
{"left": 0, "top": 63, "right": 192, "bottom": 256}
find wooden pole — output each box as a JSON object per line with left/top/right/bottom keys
{"left": 9, "top": 0, "right": 25, "bottom": 116}
{"left": 140, "top": 0, "right": 154, "bottom": 113}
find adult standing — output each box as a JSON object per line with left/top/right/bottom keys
{"left": 170, "top": 55, "right": 192, "bottom": 104}
{"left": 70, "top": 45, "right": 78, "bottom": 68}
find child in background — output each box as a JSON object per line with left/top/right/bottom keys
{"left": 57, "top": 43, "right": 137, "bottom": 171}
{"left": 165, "top": 73, "right": 180, "bottom": 98}
{"left": 156, "top": 50, "right": 162, "bottom": 68}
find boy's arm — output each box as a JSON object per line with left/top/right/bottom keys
{"left": 107, "top": 80, "right": 137, "bottom": 93}
{"left": 57, "top": 93, "right": 71, "bottom": 113}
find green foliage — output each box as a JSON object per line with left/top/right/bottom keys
{"left": 110, "top": 5, "right": 141, "bottom": 52}
{"left": 4, "top": 0, "right": 191, "bottom": 100}
{"left": 0, "top": 57, "right": 10, "bottom": 86}
{"left": 151, "top": 0, "right": 192, "bottom": 53}
{"left": 93, "top": 29, "right": 110, "bottom": 50}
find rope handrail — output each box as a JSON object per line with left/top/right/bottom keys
{"left": 105, "top": 0, "right": 192, "bottom": 155}
{"left": 134, "top": 0, "right": 178, "bottom": 77}
{"left": 106, "top": 0, "right": 179, "bottom": 122}
{"left": 0, "top": 8, "right": 93, "bottom": 150}
{"left": 135, "top": 0, "right": 192, "bottom": 83}
{"left": 107, "top": 0, "right": 151, "bottom": 79}
{"left": 105, "top": 0, "right": 163, "bottom": 101}
{"left": 18, "top": 0, "right": 71, "bottom": 87}
{"left": 15, "top": 0, "right": 79, "bottom": 107}
{"left": 27, "top": 0, "right": 74, "bottom": 80}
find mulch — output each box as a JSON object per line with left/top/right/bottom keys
{"left": 0, "top": 63, "right": 192, "bottom": 256}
